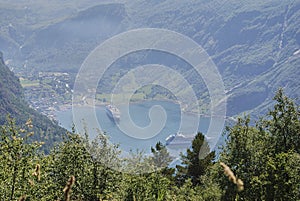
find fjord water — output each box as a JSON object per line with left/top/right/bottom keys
{"left": 56, "top": 100, "right": 216, "bottom": 156}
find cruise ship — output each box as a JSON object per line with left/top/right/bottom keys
{"left": 106, "top": 104, "right": 121, "bottom": 122}
{"left": 165, "top": 132, "right": 194, "bottom": 146}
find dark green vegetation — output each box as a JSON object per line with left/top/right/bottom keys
{"left": 0, "top": 90, "right": 299, "bottom": 200}
{"left": 0, "top": 0, "right": 299, "bottom": 117}
{"left": 0, "top": 52, "right": 66, "bottom": 152}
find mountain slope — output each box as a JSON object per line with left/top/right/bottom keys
{"left": 0, "top": 1, "right": 299, "bottom": 117}
{"left": 0, "top": 52, "right": 66, "bottom": 151}
{"left": 126, "top": 0, "right": 300, "bottom": 116}
{"left": 20, "top": 3, "right": 128, "bottom": 72}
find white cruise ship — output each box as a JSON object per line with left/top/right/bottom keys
{"left": 106, "top": 104, "right": 121, "bottom": 122}
{"left": 165, "top": 132, "right": 194, "bottom": 146}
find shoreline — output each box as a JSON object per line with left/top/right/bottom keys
{"left": 54, "top": 99, "right": 235, "bottom": 122}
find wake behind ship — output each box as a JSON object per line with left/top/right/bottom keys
{"left": 106, "top": 104, "right": 121, "bottom": 122}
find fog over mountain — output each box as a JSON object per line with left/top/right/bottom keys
{"left": 0, "top": 0, "right": 299, "bottom": 117}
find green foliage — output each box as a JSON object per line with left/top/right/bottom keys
{"left": 217, "top": 89, "right": 300, "bottom": 200}
{"left": 167, "top": 177, "right": 222, "bottom": 201}
{"left": 0, "top": 89, "right": 299, "bottom": 200}
{"left": 43, "top": 131, "right": 123, "bottom": 200}
{"left": 150, "top": 142, "right": 173, "bottom": 169}
{"left": 0, "top": 117, "right": 42, "bottom": 200}
{"left": 46, "top": 133, "right": 94, "bottom": 200}
{"left": 176, "top": 132, "right": 215, "bottom": 186}
{"left": 150, "top": 142, "right": 175, "bottom": 178}
{"left": 264, "top": 88, "right": 300, "bottom": 153}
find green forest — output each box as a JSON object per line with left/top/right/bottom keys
{"left": 0, "top": 89, "right": 299, "bottom": 201}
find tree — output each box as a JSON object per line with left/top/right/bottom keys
{"left": 218, "top": 116, "right": 265, "bottom": 200}
{"left": 264, "top": 88, "right": 300, "bottom": 153}
{"left": 150, "top": 141, "right": 173, "bottom": 169}
{"left": 150, "top": 141, "right": 175, "bottom": 178}
{"left": 45, "top": 130, "right": 123, "bottom": 200}
{"left": 0, "top": 117, "right": 42, "bottom": 200}
{"left": 176, "top": 132, "right": 215, "bottom": 186}
{"left": 217, "top": 89, "right": 300, "bottom": 200}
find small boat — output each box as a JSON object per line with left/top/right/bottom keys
{"left": 106, "top": 104, "right": 121, "bottom": 122}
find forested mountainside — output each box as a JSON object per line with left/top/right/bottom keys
{"left": 0, "top": 52, "right": 66, "bottom": 151}
{"left": 0, "top": 0, "right": 299, "bottom": 118}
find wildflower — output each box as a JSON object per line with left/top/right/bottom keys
{"left": 25, "top": 119, "right": 33, "bottom": 128}
{"left": 25, "top": 119, "right": 32, "bottom": 126}
{"left": 27, "top": 131, "right": 34, "bottom": 137}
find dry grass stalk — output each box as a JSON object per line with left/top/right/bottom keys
{"left": 63, "top": 175, "right": 75, "bottom": 201}
{"left": 28, "top": 179, "right": 34, "bottom": 186}
{"left": 236, "top": 178, "right": 244, "bottom": 192}
{"left": 220, "top": 162, "right": 236, "bottom": 183}
{"left": 18, "top": 195, "right": 26, "bottom": 201}
{"left": 220, "top": 162, "right": 244, "bottom": 192}
{"left": 32, "top": 164, "right": 41, "bottom": 181}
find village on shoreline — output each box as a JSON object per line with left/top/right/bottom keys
{"left": 18, "top": 71, "right": 235, "bottom": 123}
